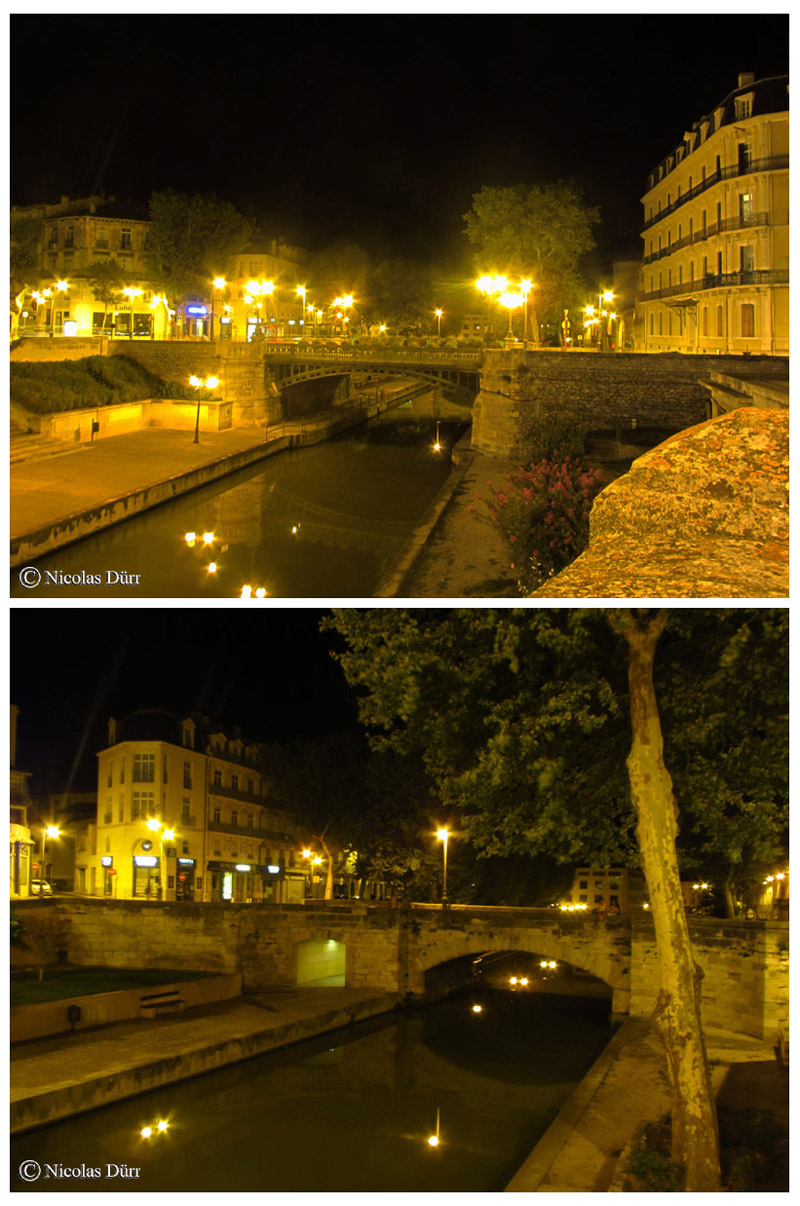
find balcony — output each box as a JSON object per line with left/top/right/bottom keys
{"left": 208, "top": 819, "right": 292, "bottom": 841}
{"left": 640, "top": 268, "right": 789, "bottom": 303}
{"left": 209, "top": 782, "right": 265, "bottom": 805}
{"left": 643, "top": 213, "right": 771, "bottom": 265}
{"left": 641, "top": 156, "right": 789, "bottom": 232}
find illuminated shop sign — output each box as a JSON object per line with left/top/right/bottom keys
{"left": 235, "top": 864, "right": 251, "bottom": 872}
{"left": 178, "top": 858, "right": 196, "bottom": 866}
{"left": 134, "top": 855, "right": 158, "bottom": 868}
{"left": 267, "top": 865, "right": 281, "bottom": 874}
{"left": 101, "top": 856, "right": 113, "bottom": 867}
{"left": 186, "top": 305, "right": 209, "bottom": 316}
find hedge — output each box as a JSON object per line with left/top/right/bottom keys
{"left": 10, "top": 355, "right": 212, "bottom": 415}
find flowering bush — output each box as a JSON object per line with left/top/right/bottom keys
{"left": 472, "top": 458, "right": 603, "bottom": 592}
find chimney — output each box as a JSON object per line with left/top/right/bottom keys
{"left": 108, "top": 717, "right": 117, "bottom": 745}
{"left": 737, "top": 72, "right": 755, "bottom": 88}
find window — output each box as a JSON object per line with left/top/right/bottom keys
{"left": 741, "top": 304, "right": 755, "bottom": 338}
{"left": 717, "top": 306, "right": 724, "bottom": 337}
{"left": 735, "top": 96, "right": 752, "bottom": 120}
{"left": 579, "top": 894, "right": 587, "bottom": 903}
{"left": 247, "top": 779, "right": 254, "bottom": 794}
{"left": 738, "top": 142, "right": 753, "bottom": 173}
{"left": 232, "top": 774, "right": 239, "bottom": 791}
{"left": 579, "top": 881, "right": 588, "bottom": 890}
{"left": 739, "top": 193, "right": 754, "bottom": 223}
{"left": 213, "top": 769, "right": 222, "bottom": 786}
{"left": 107, "top": 761, "right": 113, "bottom": 787}
{"left": 133, "top": 753, "right": 155, "bottom": 782}
{"left": 48, "top": 226, "right": 58, "bottom": 247}
{"left": 702, "top": 307, "right": 709, "bottom": 336}
{"left": 163, "top": 755, "right": 168, "bottom": 783}
{"left": 132, "top": 790, "right": 154, "bottom": 818}
{"left": 658, "top": 313, "right": 663, "bottom": 335}
{"left": 181, "top": 799, "right": 191, "bottom": 823}
{"left": 120, "top": 228, "right": 133, "bottom": 250}
{"left": 183, "top": 761, "right": 192, "bottom": 789}
{"left": 118, "top": 793, "right": 124, "bottom": 822}
{"left": 668, "top": 312, "right": 673, "bottom": 335}
{"left": 95, "top": 224, "right": 108, "bottom": 247}
{"left": 120, "top": 757, "right": 125, "bottom": 784}
{"left": 64, "top": 225, "right": 74, "bottom": 249}
{"left": 649, "top": 314, "right": 654, "bottom": 335}
{"left": 231, "top": 810, "right": 238, "bottom": 826}
{"left": 213, "top": 807, "right": 221, "bottom": 823}
{"left": 247, "top": 815, "right": 254, "bottom": 829}
{"left": 717, "top": 251, "right": 723, "bottom": 276}
{"left": 740, "top": 245, "right": 755, "bottom": 273}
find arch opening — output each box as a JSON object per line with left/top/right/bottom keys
{"left": 294, "top": 938, "right": 346, "bottom": 987}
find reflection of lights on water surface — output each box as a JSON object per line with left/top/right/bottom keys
{"left": 140, "top": 1119, "right": 169, "bottom": 1140}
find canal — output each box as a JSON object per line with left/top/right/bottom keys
{"left": 10, "top": 987, "right": 615, "bottom": 1193}
{"left": 10, "top": 415, "right": 468, "bottom": 600}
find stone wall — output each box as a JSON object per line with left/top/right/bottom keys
{"left": 471, "top": 349, "right": 788, "bottom": 457}
{"left": 629, "top": 917, "right": 789, "bottom": 1041}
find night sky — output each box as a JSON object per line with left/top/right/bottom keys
{"left": 10, "top": 12, "right": 788, "bottom": 273}
{"left": 10, "top": 609, "right": 358, "bottom": 794}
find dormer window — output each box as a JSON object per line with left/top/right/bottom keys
{"left": 734, "top": 95, "right": 752, "bottom": 121}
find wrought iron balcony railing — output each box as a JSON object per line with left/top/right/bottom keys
{"left": 641, "top": 156, "right": 789, "bottom": 233}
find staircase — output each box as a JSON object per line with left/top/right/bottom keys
{"left": 10, "top": 420, "right": 74, "bottom": 465}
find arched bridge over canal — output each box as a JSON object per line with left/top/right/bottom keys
{"left": 60, "top": 900, "right": 788, "bottom": 1042}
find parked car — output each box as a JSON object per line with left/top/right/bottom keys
{"left": 30, "top": 879, "right": 53, "bottom": 896}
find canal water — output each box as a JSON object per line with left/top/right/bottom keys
{"left": 11, "top": 988, "right": 614, "bottom": 1193}
{"left": 10, "top": 416, "right": 468, "bottom": 600}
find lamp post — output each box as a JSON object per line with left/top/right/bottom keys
{"left": 598, "top": 289, "right": 614, "bottom": 351}
{"left": 333, "top": 295, "right": 354, "bottom": 339}
{"left": 498, "top": 292, "right": 523, "bottom": 343}
{"left": 147, "top": 818, "right": 176, "bottom": 901}
{"left": 189, "top": 375, "right": 219, "bottom": 444}
{"left": 43, "top": 280, "right": 69, "bottom": 337}
{"left": 434, "top": 308, "right": 443, "bottom": 339}
{"left": 211, "top": 277, "right": 226, "bottom": 341}
{"left": 296, "top": 286, "right": 307, "bottom": 338}
{"left": 38, "top": 825, "right": 60, "bottom": 887}
{"left": 435, "top": 828, "right": 449, "bottom": 906}
{"left": 520, "top": 278, "right": 533, "bottom": 342}
{"left": 122, "top": 286, "right": 143, "bottom": 339}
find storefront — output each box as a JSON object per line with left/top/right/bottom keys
{"left": 132, "top": 853, "right": 160, "bottom": 898}
{"left": 175, "top": 857, "right": 196, "bottom": 902}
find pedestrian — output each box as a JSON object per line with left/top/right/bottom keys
{"left": 607, "top": 899, "right": 620, "bottom": 916}
{"left": 596, "top": 896, "right": 606, "bottom": 922}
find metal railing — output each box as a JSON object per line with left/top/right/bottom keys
{"left": 640, "top": 267, "right": 788, "bottom": 302}
{"left": 642, "top": 212, "right": 771, "bottom": 264}
{"left": 641, "top": 155, "right": 789, "bottom": 232}
{"left": 261, "top": 344, "right": 483, "bottom": 367}
{"left": 208, "top": 819, "right": 291, "bottom": 840}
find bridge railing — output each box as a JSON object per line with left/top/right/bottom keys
{"left": 261, "top": 344, "right": 483, "bottom": 368}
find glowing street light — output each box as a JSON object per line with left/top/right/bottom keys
{"left": 296, "top": 286, "right": 307, "bottom": 334}
{"left": 210, "top": 277, "right": 227, "bottom": 340}
{"left": 37, "top": 825, "right": 60, "bottom": 887}
{"left": 427, "top": 1107, "right": 441, "bottom": 1148}
{"left": 122, "top": 286, "right": 143, "bottom": 339}
{"left": 434, "top": 308, "right": 443, "bottom": 338}
{"left": 435, "top": 828, "right": 450, "bottom": 906}
{"left": 433, "top": 420, "right": 442, "bottom": 453}
{"left": 520, "top": 278, "right": 533, "bottom": 341}
{"left": 189, "top": 375, "right": 220, "bottom": 444}
{"left": 42, "top": 279, "right": 69, "bottom": 338}
{"left": 498, "top": 291, "right": 524, "bottom": 343}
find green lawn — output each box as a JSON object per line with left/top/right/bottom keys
{"left": 10, "top": 967, "right": 212, "bottom": 1007}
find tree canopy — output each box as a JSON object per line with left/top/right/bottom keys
{"left": 463, "top": 181, "right": 599, "bottom": 336}
{"left": 146, "top": 189, "right": 252, "bottom": 306}
{"left": 366, "top": 258, "right": 436, "bottom": 335}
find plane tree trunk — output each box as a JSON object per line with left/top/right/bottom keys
{"left": 610, "top": 610, "right": 722, "bottom": 1192}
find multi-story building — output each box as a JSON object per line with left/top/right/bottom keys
{"left": 567, "top": 866, "right": 649, "bottom": 914}
{"left": 636, "top": 72, "right": 788, "bottom": 355}
{"left": 12, "top": 194, "right": 310, "bottom": 342}
{"left": 10, "top": 705, "right": 34, "bottom": 898}
{"left": 93, "top": 710, "right": 303, "bottom": 904}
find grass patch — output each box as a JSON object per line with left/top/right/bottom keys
{"left": 11, "top": 967, "right": 212, "bottom": 1007}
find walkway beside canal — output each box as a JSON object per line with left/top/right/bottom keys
{"left": 10, "top": 383, "right": 422, "bottom": 568}
{"left": 11, "top": 987, "right": 398, "bottom": 1133}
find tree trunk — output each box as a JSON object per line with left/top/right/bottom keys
{"left": 723, "top": 868, "right": 737, "bottom": 919}
{"left": 611, "top": 610, "right": 721, "bottom": 1191}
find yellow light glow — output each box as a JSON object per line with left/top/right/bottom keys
{"left": 163, "top": 829, "right": 175, "bottom": 841}
{"left": 548, "top": 961, "right": 557, "bottom": 969}
{"left": 379, "top": 324, "right": 386, "bottom": 332}
{"left": 55, "top": 280, "right": 69, "bottom": 292}
{"left": 520, "top": 278, "right": 533, "bottom": 292}
{"left": 540, "top": 961, "right": 548, "bottom": 968}
{"left": 302, "top": 849, "right": 312, "bottom": 858}
{"left": 584, "top": 305, "right": 596, "bottom": 316}
{"left": 701, "top": 882, "right": 710, "bottom": 889}
{"left": 213, "top": 277, "right": 226, "bottom": 289}
{"left": 205, "top": 377, "right": 219, "bottom": 391}
{"left": 776, "top": 873, "right": 785, "bottom": 880}
{"left": 140, "top": 1127, "right": 153, "bottom": 1139}
{"left": 520, "top": 977, "right": 529, "bottom": 986}
{"left": 435, "top": 308, "right": 443, "bottom": 317}
{"left": 472, "top": 1004, "right": 482, "bottom": 1013}
{"left": 45, "top": 825, "right": 60, "bottom": 839}
{"left": 255, "top": 588, "right": 267, "bottom": 598}
{"left": 427, "top": 1135, "right": 439, "bottom": 1147}
{"left": 602, "top": 290, "right": 614, "bottom": 302}
{"left": 207, "top": 562, "right": 218, "bottom": 574}
{"left": 499, "top": 291, "right": 524, "bottom": 309}
{"left": 202, "top": 531, "right": 215, "bottom": 544}
{"left": 189, "top": 376, "right": 202, "bottom": 388}
{"left": 156, "top": 1119, "right": 169, "bottom": 1132}
{"left": 147, "top": 818, "right": 160, "bottom": 831}
{"left": 509, "top": 976, "right": 518, "bottom": 985}
{"left": 433, "top": 442, "right": 441, "bottom": 452}
{"left": 643, "top": 902, "right": 650, "bottom": 909}
{"left": 240, "top": 585, "right": 253, "bottom": 599}
{"left": 435, "top": 828, "right": 449, "bottom": 841}
{"left": 312, "top": 856, "right": 322, "bottom": 866}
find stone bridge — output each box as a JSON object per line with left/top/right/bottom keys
{"left": 54, "top": 900, "right": 788, "bottom": 1042}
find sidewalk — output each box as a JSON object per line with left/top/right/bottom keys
{"left": 505, "top": 1018, "right": 785, "bottom": 1192}
{"left": 11, "top": 987, "right": 397, "bottom": 1133}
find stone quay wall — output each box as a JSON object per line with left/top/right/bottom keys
{"left": 471, "top": 349, "right": 789, "bottom": 457}
{"left": 629, "top": 916, "right": 789, "bottom": 1041}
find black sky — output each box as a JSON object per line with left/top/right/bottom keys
{"left": 11, "top": 609, "right": 359, "bottom": 794}
{"left": 11, "top": 13, "right": 788, "bottom": 273}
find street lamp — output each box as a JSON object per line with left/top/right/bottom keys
{"left": 332, "top": 295, "right": 354, "bottom": 338}
{"left": 296, "top": 286, "right": 307, "bottom": 337}
{"left": 598, "top": 289, "right": 614, "bottom": 351}
{"left": 520, "top": 278, "right": 533, "bottom": 341}
{"left": 42, "top": 280, "right": 69, "bottom": 337}
{"left": 38, "top": 825, "right": 60, "bottom": 887}
{"left": 210, "top": 277, "right": 226, "bottom": 341}
{"left": 122, "top": 286, "right": 143, "bottom": 339}
{"left": 146, "top": 817, "right": 176, "bottom": 900}
{"left": 498, "top": 292, "right": 524, "bottom": 343}
{"left": 189, "top": 375, "right": 219, "bottom": 444}
{"left": 434, "top": 308, "right": 443, "bottom": 338}
{"left": 435, "top": 828, "right": 450, "bottom": 906}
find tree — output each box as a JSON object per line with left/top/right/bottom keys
{"left": 10, "top": 212, "right": 44, "bottom": 338}
{"left": 463, "top": 182, "right": 599, "bottom": 342}
{"left": 22, "top": 914, "right": 72, "bottom": 981}
{"left": 326, "top": 607, "right": 788, "bottom": 1190}
{"left": 146, "top": 189, "right": 252, "bottom": 322}
{"left": 309, "top": 242, "right": 371, "bottom": 320}
{"left": 84, "top": 260, "right": 129, "bottom": 332}
{"left": 366, "top": 258, "right": 436, "bottom": 336}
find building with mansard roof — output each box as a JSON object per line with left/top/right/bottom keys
{"left": 635, "top": 72, "right": 788, "bottom": 355}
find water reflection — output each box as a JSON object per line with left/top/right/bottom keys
{"left": 11, "top": 990, "right": 614, "bottom": 1193}
{"left": 11, "top": 420, "right": 466, "bottom": 599}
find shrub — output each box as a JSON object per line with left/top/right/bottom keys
{"left": 473, "top": 457, "right": 602, "bottom": 593}
{"left": 517, "top": 408, "right": 590, "bottom": 465}
{"left": 10, "top": 355, "right": 212, "bottom": 413}
{"left": 22, "top": 915, "right": 72, "bottom": 981}
{"left": 627, "top": 1120, "right": 684, "bottom": 1191}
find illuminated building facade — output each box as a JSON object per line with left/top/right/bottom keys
{"left": 568, "top": 867, "right": 648, "bottom": 914}
{"left": 636, "top": 73, "right": 788, "bottom": 355}
{"left": 93, "top": 710, "right": 302, "bottom": 904}
{"left": 10, "top": 705, "right": 34, "bottom": 899}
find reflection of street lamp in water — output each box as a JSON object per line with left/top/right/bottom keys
{"left": 427, "top": 1107, "right": 441, "bottom": 1147}
{"left": 436, "top": 828, "right": 449, "bottom": 905}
